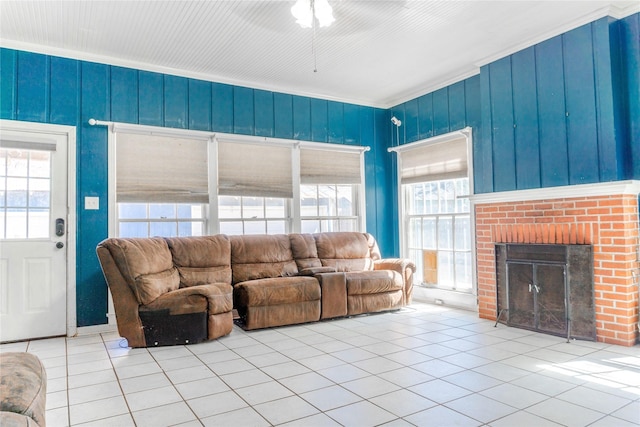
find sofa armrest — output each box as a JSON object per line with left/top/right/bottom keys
{"left": 97, "top": 245, "right": 146, "bottom": 348}
{"left": 298, "top": 266, "right": 337, "bottom": 276}
{"left": 142, "top": 284, "right": 232, "bottom": 315}
{"left": 374, "top": 258, "right": 416, "bottom": 305}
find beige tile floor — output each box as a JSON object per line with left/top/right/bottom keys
{"left": 2, "top": 302, "right": 639, "bottom": 426}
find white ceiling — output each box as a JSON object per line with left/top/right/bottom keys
{"left": 1, "top": 1, "right": 638, "bottom": 108}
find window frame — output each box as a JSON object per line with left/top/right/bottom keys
{"left": 389, "top": 127, "right": 477, "bottom": 297}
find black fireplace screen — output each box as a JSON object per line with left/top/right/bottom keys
{"left": 496, "top": 243, "right": 596, "bottom": 341}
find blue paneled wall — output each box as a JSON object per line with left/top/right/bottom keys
{"left": 390, "top": 15, "right": 639, "bottom": 196}
{"left": 0, "top": 51, "right": 391, "bottom": 326}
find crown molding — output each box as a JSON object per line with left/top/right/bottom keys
{"left": 0, "top": 39, "right": 381, "bottom": 109}
{"left": 473, "top": 4, "right": 640, "bottom": 69}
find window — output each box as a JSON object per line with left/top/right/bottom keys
{"left": 299, "top": 146, "right": 363, "bottom": 233}
{"left": 118, "top": 203, "right": 205, "bottom": 238}
{"left": 219, "top": 196, "right": 288, "bottom": 235}
{"left": 301, "top": 184, "right": 358, "bottom": 233}
{"left": 109, "top": 125, "right": 367, "bottom": 238}
{"left": 0, "top": 146, "right": 52, "bottom": 239}
{"left": 405, "top": 178, "right": 472, "bottom": 291}
{"left": 114, "top": 132, "right": 209, "bottom": 238}
{"left": 391, "top": 130, "right": 473, "bottom": 293}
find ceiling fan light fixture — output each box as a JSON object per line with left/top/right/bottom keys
{"left": 314, "top": 0, "right": 335, "bottom": 27}
{"left": 291, "top": 0, "right": 334, "bottom": 29}
{"left": 291, "top": 0, "right": 313, "bottom": 28}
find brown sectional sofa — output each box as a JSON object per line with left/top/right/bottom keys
{"left": 97, "top": 232, "right": 415, "bottom": 347}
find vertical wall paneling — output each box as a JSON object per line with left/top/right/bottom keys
{"left": 343, "top": 103, "right": 360, "bottom": 144}
{"left": 188, "top": 79, "right": 212, "bottom": 131}
{"left": 16, "top": 51, "right": 49, "bottom": 122}
{"left": 310, "top": 98, "right": 328, "bottom": 142}
{"left": 375, "top": 108, "right": 397, "bottom": 256}
{"left": 607, "top": 18, "right": 630, "bottom": 179}
{"left": 448, "top": 81, "right": 466, "bottom": 131}
{"left": 477, "top": 66, "right": 494, "bottom": 193}
{"left": 465, "top": 75, "right": 482, "bottom": 148}
{"left": 621, "top": 14, "right": 640, "bottom": 178}
{"left": 403, "top": 99, "right": 419, "bottom": 143}
{"left": 327, "top": 101, "right": 344, "bottom": 144}
{"left": 417, "top": 93, "right": 434, "bottom": 140}
{"left": 211, "top": 82, "right": 233, "bottom": 133}
{"left": 489, "top": 57, "right": 516, "bottom": 191}
{"left": 253, "top": 89, "right": 274, "bottom": 137}
{"left": 361, "top": 106, "right": 376, "bottom": 233}
{"left": 594, "top": 17, "right": 623, "bottom": 181}
{"left": 49, "top": 57, "right": 79, "bottom": 125}
{"left": 110, "top": 67, "right": 139, "bottom": 124}
{"left": 233, "top": 86, "right": 254, "bottom": 135}
{"left": 511, "top": 47, "right": 541, "bottom": 189}
{"left": 79, "top": 61, "right": 110, "bottom": 326}
{"left": 138, "top": 71, "right": 164, "bottom": 126}
{"left": 0, "top": 49, "right": 17, "bottom": 119}
{"left": 292, "top": 95, "right": 311, "bottom": 140}
{"left": 273, "top": 92, "right": 293, "bottom": 139}
{"left": 535, "top": 36, "right": 569, "bottom": 187}
{"left": 163, "top": 75, "right": 188, "bottom": 129}
{"left": 563, "top": 24, "right": 599, "bottom": 184}
{"left": 432, "top": 87, "right": 450, "bottom": 136}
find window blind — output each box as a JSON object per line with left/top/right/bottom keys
{"left": 217, "top": 141, "right": 293, "bottom": 198}
{"left": 300, "top": 147, "right": 361, "bottom": 184}
{"left": 116, "top": 133, "right": 209, "bottom": 203}
{"left": 399, "top": 136, "right": 467, "bottom": 184}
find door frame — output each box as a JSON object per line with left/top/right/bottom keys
{"left": 0, "top": 119, "right": 77, "bottom": 337}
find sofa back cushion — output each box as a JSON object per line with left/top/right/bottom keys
{"left": 290, "top": 233, "right": 323, "bottom": 269}
{"left": 165, "top": 236, "right": 232, "bottom": 287}
{"left": 314, "top": 232, "right": 374, "bottom": 272}
{"left": 99, "top": 237, "right": 179, "bottom": 305}
{"left": 230, "top": 234, "right": 298, "bottom": 284}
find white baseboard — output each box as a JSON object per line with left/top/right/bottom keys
{"left": 74, "top": 323, "right": 118, "bottom": 337}
{"left": 413, "top": 286, "right": 477, "bottom": 312}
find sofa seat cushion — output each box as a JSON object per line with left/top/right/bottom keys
{"left": 140, "top": 283, "right": 233, "bottom": 315}
{"left": 235, "top": 276, "right": 320, "bottom": 307}
{"left": 0, "top": 352, "right": 46, "bottom": 427}
{"left": 165, "top": 236, "right": 232, "bottom": 287}
{"left": 345, "top": 270, "right": 403, "bottom": 295}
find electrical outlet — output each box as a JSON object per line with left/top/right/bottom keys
{"left": 85, "top": 196, "right": 99, "bottom": 210}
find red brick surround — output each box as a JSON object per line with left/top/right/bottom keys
{"left": 474, "top": 184, "right": 640, "bottom": 346}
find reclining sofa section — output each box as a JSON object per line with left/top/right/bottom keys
{"left": 97, "top": 232, "right": 415, "bottom": 347}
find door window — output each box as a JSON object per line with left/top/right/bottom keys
{"left": 0, "top": 148, "right": 51, "bottom": 239}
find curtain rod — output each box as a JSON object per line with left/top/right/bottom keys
{"left": 88, "top": 118, "right": 370, "bottom": 152}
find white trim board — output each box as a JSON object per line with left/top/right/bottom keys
{"left": 472, "top": 181, "right": 640, "bottom": 205}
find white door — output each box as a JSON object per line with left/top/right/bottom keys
{"left": 0, "top": 129, "right": 68, "bottom": 342}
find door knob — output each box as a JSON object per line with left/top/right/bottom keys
{"left": 56, "top": 242, "right": 64, "bottom": 249}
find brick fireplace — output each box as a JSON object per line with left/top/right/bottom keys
{"left": 473, "top": 181, "right": 640, "bottom": 346}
